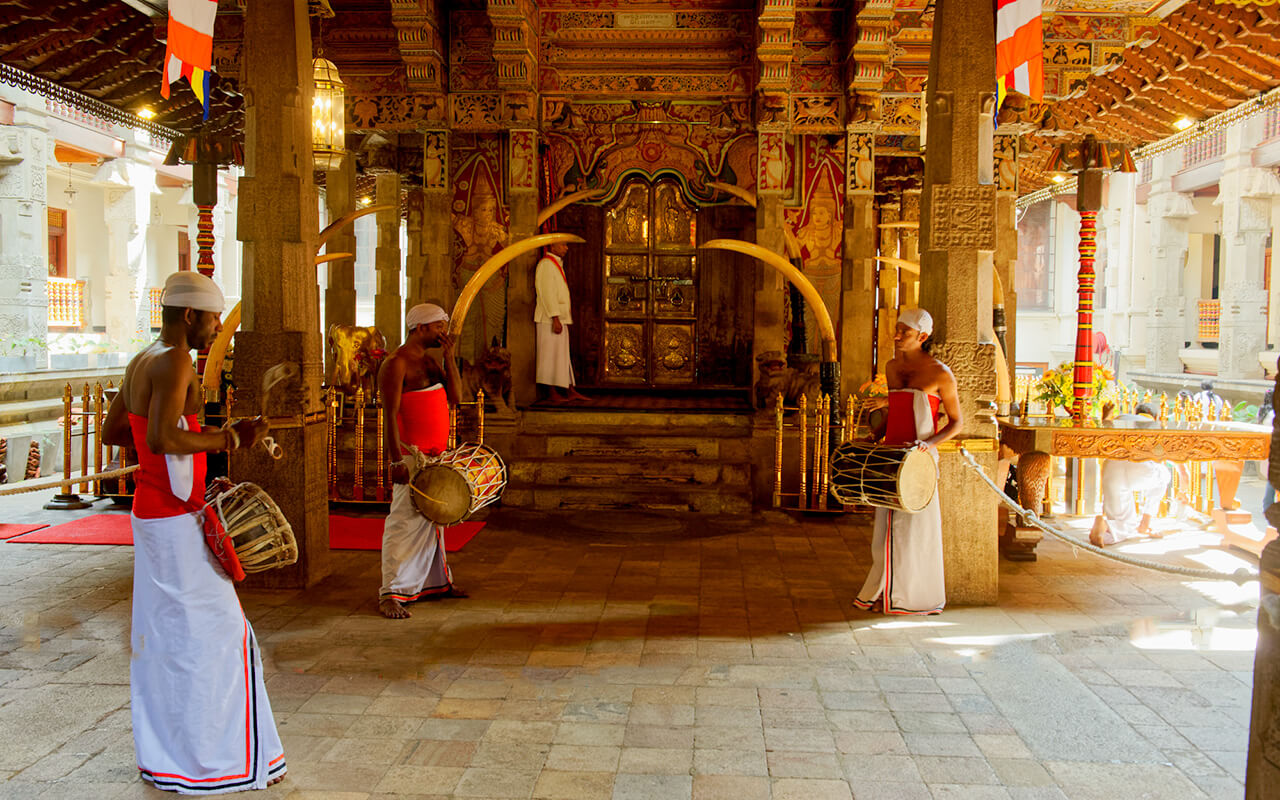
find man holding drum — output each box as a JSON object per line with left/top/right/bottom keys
{"left": 853, "top": 308, "right": 963, "bottom": 615}
{"left": 378, "top": 302, "right": 468, "bottom": 619}
{"left": 101, "top": 271, "right": 285, "bottom": 793}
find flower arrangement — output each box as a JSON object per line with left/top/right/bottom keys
{"left": 858, "top": 374, "right": 888, "bottom": 400}
{"left": 1033, "top": 361, "right": 1115, "bottom": 417}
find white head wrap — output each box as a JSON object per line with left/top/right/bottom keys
{"left": 406, "top": 303, "right": 449, "bottom": 331}
{"left": 898, "top": 307, "right": 933, "bottom": 337}
{"left": 161, "top": 271, "right": 225, "bottom": 313}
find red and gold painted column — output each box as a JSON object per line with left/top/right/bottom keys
{"left": 193, "top": 160, "right": 218, "bottom": 388}
{"left": 1071, "top": 208, "right": 1097, "bottom": 422}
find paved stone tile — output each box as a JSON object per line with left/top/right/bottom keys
{"left": 693, "top": 726, "right": 764, "bottom": 751}
{"left": 1044, "top": 761, "right": 1209, "bottom": 799}
{"left": 762, "top": 727, "right": 836, "bottom": 752}
{"left": 987, "top": 758, "right": 1054, "bottom": 787}
{"left": 840, "top": 753, "right": 922, "bottom": 783}
{"left": 691, "top": 774, "right": 771, "bottom": 800}
{"left": 692, "top": 747, "right": 767, "bottom": 776}
{"left": 545, "top": 744, "right": 622, "bottom": 772}
{"left": 532, "top": 770, "right": 614, "bottom": 800}
{"left": 912, "top": 756, "right": 999, "bottom": 785}
{"left": 766, "top": 750, "right": 843, "bottom": 779}
{"left": 619, "top": 746, "right": 693, "bottom": 774}
{"left": 612, "top": 773, "right": 692, "bottom": 800}
{"left": 927, "top": 785, "right": 1012, "bottom": 799}
{"left": 904, "top": 733, "right": 982, "bottom": 757}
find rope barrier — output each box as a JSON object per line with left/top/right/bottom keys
{"left": 0, "top": 465, "right": 138, "bottom": 498}
{"left": 956, "top": 445, "right": 1259, "bottom": 586}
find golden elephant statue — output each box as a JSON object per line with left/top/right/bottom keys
{"left": 328, "top": 324, "right": 387, "bottom": 398}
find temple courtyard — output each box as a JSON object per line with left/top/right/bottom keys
{"left": 0, "top": 486, "right": 1265, "bottom": 800}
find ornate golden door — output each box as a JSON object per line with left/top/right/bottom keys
{"left": 601, "top": 179, "right": 698, "bottom": 385}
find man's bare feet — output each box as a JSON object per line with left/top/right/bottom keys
{"left": 1089, "top": 515, "right": 1113, "bottom": 548}
{"left": 379, "top": 598, "right": 411, "bottom": 619}
{"left": 547, "top": 391, "right": 570, "bottom": 405}
{"left": 268, "top": 775, "right": 285, "bottom": 787}
{"left": 566, "top": 388, "right": 589, "bottom": 403}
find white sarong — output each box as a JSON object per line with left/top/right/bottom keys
{"left": 535, "top": 320, "right": 574, "bottom": 388}
{"left": 853, "top": 389, "right": 946, "bottom": 615}
{"left": 381, "top": 482, "right": 453, "bottom": 601}
{"left": 131, "top": 512, "right": 285, "bottom": 794}
{"left": 1100, "top": 459, "right": 1170, "bottom": 540}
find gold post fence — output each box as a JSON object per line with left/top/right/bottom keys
{"left": 355, "top": 387, "right": 366, "bottom": 502}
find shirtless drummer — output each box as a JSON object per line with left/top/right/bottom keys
{"left": 378, "top": 303, "right": 468, "bottom": 618}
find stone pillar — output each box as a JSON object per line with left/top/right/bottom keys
{"left": 97, "top": 147, "right": 156, "bottom": 351}
{"left": 1216, "top": 128, "right": 1278, "bottom": 380}
{"left": 900, "top": 188, "right": 921, "bottom": 309}
{"left": 917, "top": 0, "right": 999, "bottom": 605}
{"left": 405, "top": 186, "right": 426, "bottom": 308}
{"left": 842, "top": 126, "right": 877, "bottom": 395}
{"left": 1143, "top": 165, "right": 1195, "bottom": 374}
{"left": 374, "top": 172, "right": 402, "bottom": 349}
{"left": 232, "top": 0, "right": 329, "bottom": 589}
{"left": 506, "top": 129, "right": 539, "bottom": 407}
{"left": 994, "top": 133, "right": 1018, "bottom": 382}
{"left": 323, "top": 156, "right": 357, "bottom": 368}
{"left": 420, "top": 130, "right": 452, "bottom": 309}
{"left": 875, "top": 201, "right": 900, "bottom": 377}
{"left": 0, "top": 91, "right": 50, "bottom": 371}
{"left": 755, "top": 128, "right": 790, "bottom": 394}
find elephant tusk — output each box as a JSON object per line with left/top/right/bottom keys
{"left": 701, "top": 238, "right": 837, "bottom": 363}
{"left": 317, "top": 205, "right": 393, "bottom": 251}
{"left": 315, "top": 252, "right": 353, "bottom": 266}
{"left": 202, "top": 302, "right": 242, "bottom": 395}
{"left": 449, "top": 233, "right": 586, "bottom": 338}
{"left": 536, "top": 189, "right": 606, "bottom": 228}
{"left": 707, "top": 181, "right": 757, "bottom": 208}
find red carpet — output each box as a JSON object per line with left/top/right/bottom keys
{"left": 7, "top": 513, "right": 484, "bottom": 552}
{"left": 0, "top": 523, "right": 49, "bottom": 540}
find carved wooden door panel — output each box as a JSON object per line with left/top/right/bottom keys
{"left": 601, "top": 178, "right": 698, "bottom": 385}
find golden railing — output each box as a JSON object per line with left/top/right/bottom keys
{"left": 150, "top": 287, "right": 164, "bottom": 329}
{"left": 48, "top": 277, "right": 84, "bottom": 328}
{"left": 47, "top": 382, "right": 131, "bottom": 504}
{"left": 772, "top": 393, "right": 846, "bottom": 511}
{"left": 1197, "top": 299, "right": 1220, "bottom": 342}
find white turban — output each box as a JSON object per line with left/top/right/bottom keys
{"left": 161, "top": 271, "right": 225, "bottom": 313}
{"left": 898, "top": 307, "right": 933, "bottom": 336}
{"left": 406, "top": 303, "right": 449, "bottom": 331}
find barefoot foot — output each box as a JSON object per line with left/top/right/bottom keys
{"left": 1089, "top": 515, "right": 1113, "bottom": 548}
{"left": 379, "top": 598, "right": 411, "bottom": 619}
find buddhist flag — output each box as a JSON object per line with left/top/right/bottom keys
{"left": 160, "top": 0, "right": 218, "bottom": 120}
{"left": 996, "top": 0, "right": 1043, "bottom": 106}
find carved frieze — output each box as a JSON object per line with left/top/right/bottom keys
{"left": 508, "top": 129, "right": 536, "bottom": 192}
{"left": 423, "top": 131, "right": 448, "bottom": 191}
{"left": 929, "top": 185, "right": 997, "bottom": 251}
{"left": 792, "top": 95, "right": 841, "bottom": 132}
{"left": 450, "top": 93, "right": 503, "bottom": 132}
{"left": 846, "top": 129, "right": 875, "bottom": 195}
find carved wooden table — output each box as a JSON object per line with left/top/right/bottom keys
{"left": 997, "top": 418, "right": 1271, "bottom": 560}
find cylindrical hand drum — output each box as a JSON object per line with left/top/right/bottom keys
{"left": 409, "top": 442, "right": 507, "bottom": 525}
{"left": 205, "top": 482, "right": 299, "bottom": 580}
{"left": 829, "top": 441, "right": 938, "bottom": 512}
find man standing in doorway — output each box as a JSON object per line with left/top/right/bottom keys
{"left": 535, "top": 240, "right": 588, "bottom": 404}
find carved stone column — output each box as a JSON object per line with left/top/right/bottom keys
{"left": 900, "top": 188, "right": 921, "bottom": 309}
{"left": 0, "top": 95, "right": 50, "bottom": 371}
{"left": 98, "top": 149, "right": 155, "bottom": 352}
{"left": 842, "top": 126, "right": 878, "bottom": 395}
{"left": 994, "top": 133, "right": 1018, "bottom": 384}
{"left": 323, "top": 156, "right": 357, "bottom": 368}
{"left": 232, "top": 0, "right": 329, "bottom": 589}
{"left": 755, "top": 128, "right": 790, "bottom": 393}
{"left": 918, "top": 0, "right": 999, "bottom": 605}
{"left": 875, "top": 199, "right": 900, "bottom": 378}
{"left": 1216, "top": 132, "right": 1279, "bottom": 380}
{"left": 375, "top": 172, "right": 403, "bottom": 349}
{"left": 1144, "top": 162, "right": 1195, "bottom": 374}
{"left": 420, "top": 131, "right": 452, "bottom": 309}
{"left": 405, "top": 186, "right": 426, "bottom": 309}
{"left": 505, "top": 129, "right": 539, "bottom": 408}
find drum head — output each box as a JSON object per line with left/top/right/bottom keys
{"left": 897, "top": 449, "right": 938, "bottom": 512}
{"left": 411, "top": 465, "right": 472, "bottom": 525}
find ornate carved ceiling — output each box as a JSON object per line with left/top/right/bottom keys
{"left": 1, "top": 0, "right": 1277, "bottom": 198}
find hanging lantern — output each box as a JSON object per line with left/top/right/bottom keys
{"left": 312, "top": 57, "right": 345, "bottom": 171}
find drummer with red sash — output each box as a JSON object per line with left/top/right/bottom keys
{"left": 101, "top": 271, "right": 284, "bottom": 793}
{"left": 853, "top": 308, "right": 963, "bottom": 615}
{"left": 378, "top": 302, "right": 467, "bottom": 619}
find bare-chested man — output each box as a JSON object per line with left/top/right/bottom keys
{"left": 100, "top": 271, "right": 284, "bottom": 792}
{"left": 378, "top": 302, "right": 467, "bottom": 619}
{"left": 853, "top": 308, "right": 962, "bottom": 615}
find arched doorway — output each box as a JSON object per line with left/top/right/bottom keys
{"left": 555, "top": 175, "right": 755, "bottom": 393}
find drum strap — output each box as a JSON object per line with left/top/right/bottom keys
{"left": 135, "top": 471, "right": 245, "bottom": 582}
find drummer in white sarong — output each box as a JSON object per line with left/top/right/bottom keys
{"left": 101, "top": 272, "right": 284, "bottom": 793}
{"left": 378, "top": 303, "right": 467, "bottom": 619}
{"left": 853, "top": 308, "right": 963, "bottom": 615}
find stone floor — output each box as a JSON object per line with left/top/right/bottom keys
{"left": 0, "top": 487, "right": 1264, "bottom": 800}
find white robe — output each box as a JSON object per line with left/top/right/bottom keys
{"left": 131, "top": 512, "right": 286, "bottom": 793}
{"left": 381, "top": 482, "right": 453, "bottom": 601}
{"left": 534, "top": 253, "right": 575, "bottom": 388}
{"left": 853, "top": 389, "right": 946, "bottom": 615}
{"left": 1100, "top": 459, "right": 1170, "bottom": 540}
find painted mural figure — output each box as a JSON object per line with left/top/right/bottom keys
{"left": 452, "top": 178, "right": 508, "bottom": 362}
{"left": 795, "top": 177, "right": 842, "bottom": 349}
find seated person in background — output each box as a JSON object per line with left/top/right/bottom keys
{"left": 1091, "top": 402, "right": 1170, "bottom": 547}
{"left": 1195, "top": 379, "right": 1225, "bottom": 418}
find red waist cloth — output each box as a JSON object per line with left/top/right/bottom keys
{"left": 398, "top": 384, "right": 449, "bottom": 455}
{"left": 884, "top": 390, "right": 941, "bottom": 446}
{"left": 127, "top": 413, "right": 206, "bottom": 518}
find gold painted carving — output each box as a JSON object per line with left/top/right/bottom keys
{"left": 1047, "top": 431, "right": 1269, "bottom": 462}
{"left": 931, "top": 341, "right": 998, "bottom": 402}
{"left": 929, "top": 185, "right": 997, "bottom": 250}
